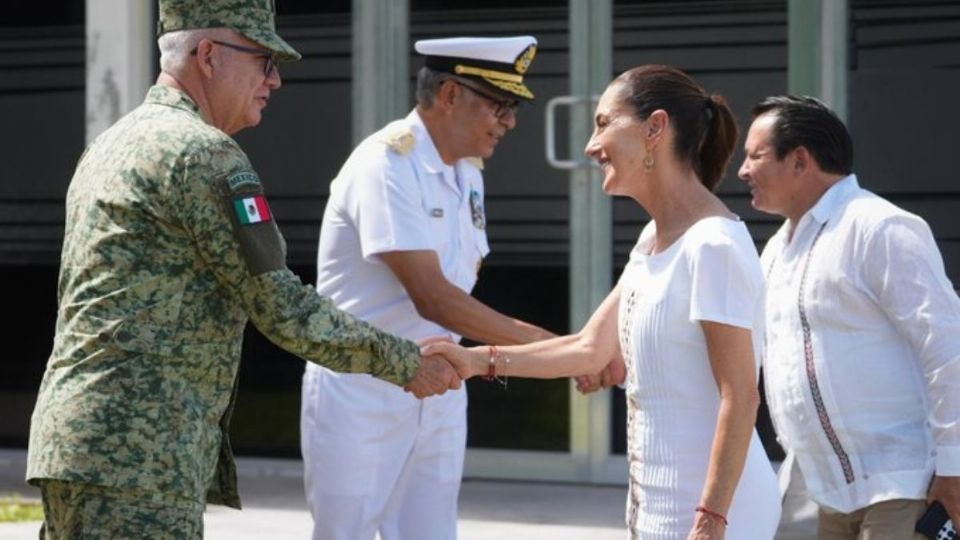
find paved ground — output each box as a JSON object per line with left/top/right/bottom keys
{"left": 0, "top": 448, "right": 816, "bottom": 539}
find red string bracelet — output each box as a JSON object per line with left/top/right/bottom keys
{"left": 482, "top": 345, "right": 510, "bottom": 388}
{"left": 695, "top": 505, "right": 728, "bottom": 526}
{"left": 482, "top": 345, "right": 498, "bottom": 381}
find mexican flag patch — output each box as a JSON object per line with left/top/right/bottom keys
{"left": 233, "top": 195, "right": 272, "bottom": 225}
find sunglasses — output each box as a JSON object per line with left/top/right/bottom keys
{"left": 191, "top": 40, "right": 279, "bottom": 77}
{"left": 453, "top": 80, "right": 520, "bottom": 119}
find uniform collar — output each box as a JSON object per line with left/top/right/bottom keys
{"left": 808, "top": 173, "right": 858, "bottom": 225}
{"left": 454, "top": 157, "right": 481, "bottom": 186}
{"left": 406, "top": 109, "right": 483, "bottom": 177}
{"left": 407, "top": 109, "right": 449, "bottom": 175}
{"left": 145, "top": 85, "right": 203, "bottom": 118}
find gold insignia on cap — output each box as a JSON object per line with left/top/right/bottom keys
{"left": 514, "top": 44, "right": 536, "bottom": 75}
{"left": 454, "top": 65, "right": 523, "bottom": 84}
{"left": 483, "top": 78, "right": 534, "bottom": 100}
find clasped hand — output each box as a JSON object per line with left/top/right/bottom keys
{"left": 403, "top": 353, "right": 463, "bottom": 399}
{"left": 574, "top": 355, "right": 626, "bottom": 394}
{"left": 403, "top": 339, "right": 480, "bottom": 399}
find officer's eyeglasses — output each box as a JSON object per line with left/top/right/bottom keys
{"left": 454, "top": 81, "right": 519, "bottom": 119}
{"left": 191, "top": 40, "right": 279, "bottom": 78}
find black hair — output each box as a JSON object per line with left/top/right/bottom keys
{"left": 751, "top": 95, "right": 853, "bottom": 175}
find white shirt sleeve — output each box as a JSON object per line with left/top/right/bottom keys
{"left": 861, "top": 215, "right": 960, "bottom": 475}
{"left": 347, "top": 150, "right": 434, "bottom": 262}
{"left": 687, "top": 225, "right": 762, "bottom": 330}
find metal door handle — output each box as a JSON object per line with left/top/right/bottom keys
{"left": 544, "top": 95, "right": 599, "bottom": 170}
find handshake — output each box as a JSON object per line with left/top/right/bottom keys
{"left": 401, "top": 337, "right": 627, "bottom": 399}
{"left": 402, "top": 340, "right": 479, "bottom": 399}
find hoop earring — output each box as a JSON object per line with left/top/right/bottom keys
{"left": 643, "top": 154, "right": 654, "bottom": 172}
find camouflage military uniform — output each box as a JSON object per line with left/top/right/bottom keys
{"left": 39, "top": 479, "right": 205, "bottom": 539}
{"left": 26, "top": 85, "right": 421, "bottom": 517}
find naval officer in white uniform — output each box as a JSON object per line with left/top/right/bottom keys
{"left": 301, "top": 36, "right": 556, "bottom": 540}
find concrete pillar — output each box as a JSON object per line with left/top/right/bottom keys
{"left": 788, "top": 0, "right": 848, "bottom": 120}
{"left": 85, "top": 0, "right": 153, "bottom": 143}
{"left": 567, "top": 0, "right": 613, "bottom": 481}
{"left": 352, "top": 0, "right": 409, "bottom": 144}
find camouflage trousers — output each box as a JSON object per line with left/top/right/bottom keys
{"left": 38, "top": 480, "right": 204, "bottom": 540}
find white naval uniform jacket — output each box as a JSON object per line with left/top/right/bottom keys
{"left": 312, "top": 108, "right": 489, "bottom": 343}
{"left": 304, "top": 110, "right": 489, "bottom": 481}
{"left": 761, "top": 175, "right": 960, "bottom": 513}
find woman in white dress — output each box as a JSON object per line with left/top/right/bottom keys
{"left": 424, "top": 65, "right": 780, "bottom": 539}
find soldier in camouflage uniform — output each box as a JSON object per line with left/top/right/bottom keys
{"left": 26, "top": 1, "right": 460, "bottom": 538}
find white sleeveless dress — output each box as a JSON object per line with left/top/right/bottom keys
{"left": 618, "top": 217, "right": 780, "bottom": 539}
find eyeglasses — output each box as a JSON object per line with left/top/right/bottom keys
{"left": 191, "top": 40, "right": 279, "bottom": 77}
{"left": 454, "top": 81, "right": 519, "bottom": 119}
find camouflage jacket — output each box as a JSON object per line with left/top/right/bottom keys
{"left": 26, "top": 85, "right": 420, "bottom": 508}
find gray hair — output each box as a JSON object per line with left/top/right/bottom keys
{"left": 415, "top": 66, "right": 451, "bottom": 107}
{"left": 158, "top": 28, "right": 233, "bottom": 74}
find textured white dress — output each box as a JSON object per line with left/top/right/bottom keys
{"left": 618, "top": 217, "right": 780, "bottom": 539}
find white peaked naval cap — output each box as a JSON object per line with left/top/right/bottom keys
{"left": 415, "top": 36, "right": 538, "bottom": 100}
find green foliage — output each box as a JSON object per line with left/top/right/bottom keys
{"left": 0, "top": 495, "right": 43, "bottom": 523}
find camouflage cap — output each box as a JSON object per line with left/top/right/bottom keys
{"left": 157, "top": 0, "right": 301, "bottom": 62}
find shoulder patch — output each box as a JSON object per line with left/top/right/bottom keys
{"left": 223, "top": 191, "right": 285, "bottom": 275}
{"left": 227, "top": 171, "right": 262, "bottom": 192}
{"left": 379, "top": 125, "right": 415, "bottom": 155}
{"left": 232, "top": 194, "right": 273, "bottom": 225}
{"left": 465, "top": 157, "right": 484, "bottom": 170}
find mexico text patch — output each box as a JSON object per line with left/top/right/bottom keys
{"left": 227, "top": 171, "right": 262, "bottom": 192}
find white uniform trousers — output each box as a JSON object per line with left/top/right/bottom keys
{"left": 300, "top": 368, "right": 467, "bottom": 540}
